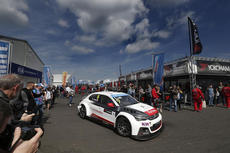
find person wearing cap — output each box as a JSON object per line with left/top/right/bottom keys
{"left": 33, "top": 83, "right": 44, "bottom": 125}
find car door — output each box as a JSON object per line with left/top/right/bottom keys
{"left": 88, "top": 94, "right": 104, "bottom": 117}
{"left": 100, "top": 95, "right": 117, "bottom": 125}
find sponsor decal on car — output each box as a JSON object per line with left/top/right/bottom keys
{"left": 144, "top": 108, "right": 158, "bottom": 116}
{"left": 141, "top": 122, "right": 151, "bottom": 126}
{"left": 91, "top": 113, "right": 114, "bottom": 126}
{"left": 111, "top": 93, "right": 128, "bottom": 98}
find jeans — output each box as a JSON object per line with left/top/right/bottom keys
{"left": 69, "top": 96, "right": 73, "bottom": 104}
{"left": 60, "top": 92, "right": 64, "bottom": 98}
{"left": 35, "top": 104, "right": 43, "bottom": 125}
{"left": 209, "top": 96, "right": 214, "bottom": 105}
{"left": 170, "top": 98, "right": 177, "bottom": 112}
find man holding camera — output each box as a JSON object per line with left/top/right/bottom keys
{"left": 0, "top": 74, "right": 43, "bottom": 153}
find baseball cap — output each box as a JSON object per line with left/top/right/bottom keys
{"left": 38, "top": 83, "right": 44, "bottom": 87}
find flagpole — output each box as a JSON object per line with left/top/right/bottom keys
{"left": 188, "top": 17, "right": 193, "bottom": 56}
{"left": 188, "top": 17, "right": 194, "bottom": 104}
{"left": 152, "top": 54, "right": 154, "bottom": 86}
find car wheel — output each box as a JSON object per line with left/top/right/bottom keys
{"left": 116, "top": 117, "right": 131, "bottom": 137}
{"left": 79, "top": 105, "right": 87, "bottom": 119}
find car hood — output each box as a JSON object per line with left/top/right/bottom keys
{"left": 126, "top": 103, "right": 158, "bottom": 116}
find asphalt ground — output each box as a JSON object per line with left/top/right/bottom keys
{"left": 38, "top": 95, "right": 230, "bottom": 153}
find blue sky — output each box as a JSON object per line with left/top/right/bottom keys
{"left": 0, "top": 0, "right": 230, "bottom": 81}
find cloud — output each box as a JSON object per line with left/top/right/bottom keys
{"left": 0, "top": 0, "right": 29, "bottom": 27}
{"left": 124, "top": 39, "right": 159, "bottom": 54}
{"left": 153, "top": 30, "right": 171, "bottom": 39}
{"left": 64, "top": 39, "right": 95, "bottom": 54}
{"left": 123, "top": 18, "right": 161, "bottom": 54}
{"left": 134, "top": 18, "right": 151, "bottom": 39}
{"left": 58, "top": 19, "right": 69, "bottom": 28}
{"left": 56, "top": 0, "right": 148, "bottom": 44}
{"left": 166, "top": 11, "right": 195, "bottom": 29}
{"left": 71, "top": 45, "right": 95, "bottom": 54}
{"left": 146, "top": 0, "right": 190, "bottom": 8}
{"left": 75, "top": 35, "right": 97, "bottom": 44}
{"left": 46, "top": 29, "right": 57, "bottom": 35}
{"left": 75, "top": 34, "right": 116, "bottom": 47}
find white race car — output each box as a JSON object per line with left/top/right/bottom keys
{"left": 77, "top": 91, "right": 163, "bottom": 140}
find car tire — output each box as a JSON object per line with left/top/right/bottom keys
{"left": 116, "top": 117, "right": 131, "bottom": 137}
{"left": 79, "top": 105, "right": 87, "bottom": 119}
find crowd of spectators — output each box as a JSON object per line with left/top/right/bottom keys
{"left": 87, "top": 81, "right": 230, "bottom": 112}
{"left": 59, "top": 80, "right": 230, "bottom": 112}
{"left": 65, "top": 81, "right": 230, "bottom": 112}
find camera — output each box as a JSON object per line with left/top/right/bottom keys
{"left": 17, "top": 122, "right": 39, "bottom": 140}
{"left": 20, "top": 126, "right": 37, "bottom": 140}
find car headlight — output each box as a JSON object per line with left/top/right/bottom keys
{"left": 133, "top": 114, "right": 149, "bottom": 121}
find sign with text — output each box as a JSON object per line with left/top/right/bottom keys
{"left": 11, "top": 62, "right": 42, "bottom": 81}
{"left": 0, "top": 41, "right": 10, "bottom": 76}
{"left": 197, "top": 60, "right": 230, "bottom": 75}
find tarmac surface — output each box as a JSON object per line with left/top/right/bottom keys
{"left": 38, "top": 95, "right": 230, "bottom": 153}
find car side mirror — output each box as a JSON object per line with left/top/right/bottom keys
{"left": 107, "top": 103, "right": 115, "bottom": 108}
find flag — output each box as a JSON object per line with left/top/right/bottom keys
{"left": 152, "top": 53, "right": 164, "bottom": 88}
{"left": 43, "top": 66, "right": 51, "bottom": 87}
{"left": 62, "top": 72, "right": 68, "bottom": 87}
{"left": 188, "top": 17, "right": 203, "bottom": 54}
{"left": 71, "top": 76, "right": 76, "bottom": 88}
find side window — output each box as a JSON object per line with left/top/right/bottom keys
{"left": 101, "top": 95, "right": 113, "bottom": 106}
{"left": 89, "top": 94, "right": 98, "bottom": 102}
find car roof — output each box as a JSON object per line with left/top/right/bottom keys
{"left": 90, "top": 91, "right": 128, "bottom": 97}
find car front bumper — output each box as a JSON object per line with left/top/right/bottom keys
{"left": 131, "top": 121, "right": 163, "bottom": 141}
{"left": 130, "top": 113, "right": 163, "bottom": 140}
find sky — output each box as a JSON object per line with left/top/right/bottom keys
{"left": 0, "top": 0, "right": 230, "bottom": 82}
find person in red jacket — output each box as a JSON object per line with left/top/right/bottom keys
{"left": 75, "top": 85, "right": 79, "bottom": 94}
{"left": 192, "top": 85, "right": 204, "bottom": 112}
{"left": 222, "top": 83, "right": 230, "bottom": 108}
{"left": 151, "top": 84, "right": 160, "bottom": 107}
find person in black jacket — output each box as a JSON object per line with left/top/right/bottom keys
{"left": 9, "top": 81, "right": 44, "bottom": 123}
{"left": 0, "top": 74, "right": 43, "bottom": 153}
{"left": 22, "top": 82, "right": 43, "bottom": 113}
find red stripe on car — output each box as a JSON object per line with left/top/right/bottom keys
{"left": 91, "top": 113, "right": 114, "bottom": 126}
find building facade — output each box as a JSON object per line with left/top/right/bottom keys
{"left": 0, "top": 35, "right": 44, "bottom": 83}
{"left": 119, "top": 56, "right": 230, "bottom": 91}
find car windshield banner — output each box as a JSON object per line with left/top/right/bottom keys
{"left": 197, "top": 60, "right": 230, "bottom": 75}
{"left": 152, "top": 53, "right": 164, "bottom": 87}
{"left": 0, "top": 41, "right": 10, "bottom": 76}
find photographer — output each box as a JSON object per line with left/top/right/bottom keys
{"left": 0, "top": 101, "right": 43, "bottom": 153}
{"left": 0, "top": 74, "right": 43, "bottom": 152}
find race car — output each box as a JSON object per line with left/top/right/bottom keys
{"left": 77, "top": 91, "right": 163, "bottom": 140}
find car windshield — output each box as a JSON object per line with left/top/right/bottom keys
{"left": 112, "top": 95, "right": 138, "bottom": 106}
